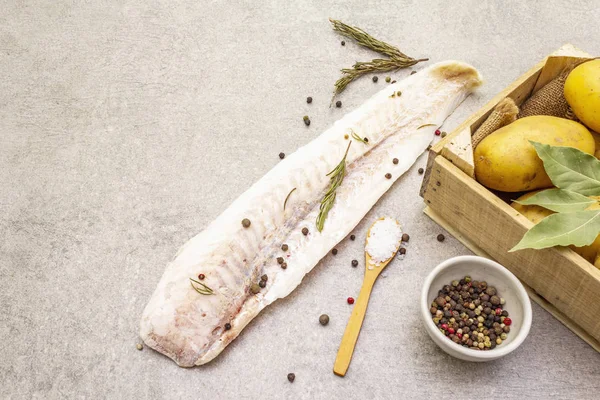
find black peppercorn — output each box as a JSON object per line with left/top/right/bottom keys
{"left": 332, "top": 248, "right": 338, "bottom": 255}
{"left": 281, "top": 262, "right": 287, "bottom": 269}
{"left": 350, "top": 234, "right": 356, "bottom": 240}
{"left": 224, "top": 323, "right": 231, "bottom": 331}
{"left": 437, "top": 234, "right": 445, "bottom": 242}
{"left": 385, "top": 173, "right": 392, "bottom": 179}
{"left": 351, "top": 259, "right": 358, "bottom": 267}
{"left": 287, "top": 373, "right": 295, "bottom": 383}
{"left": 336, "top": 100, "right": 342, "bottom": 108}
{"left": 242, "top": 218, "right": 251, "bottom": 228}
{"left": 372, "top": 76, "right": 378, "bottom": 83}
{"left": 418, "top": 168, "right": 424, "bottom": 174}
{"left": 393, "top": 158, "right": 399, "bottom": 165}
{"left": 319, "top": 314, "right": 330, "bottom": 325}
{"left": 281, "top": 244, "right": 289, "bottom": 251}
{"left": 259, "top": 280, "right": 266, "bottom": 288}
{"left": 302, "top": 227, "right": 309, "bottom": 236}
{"left": 277, "top": 257, "right": 284, "bottom": 265}
{"left": 307, "top": 96, "right": 313, "bottom": 104}
{"left": 341, "top": 40, "right": 345, "bottom": 46}
{"left": 279, "top": 152, "right": 285, "bottom": 159}
{"left": 399, "top": 247, "right": 406, "bottom": 255}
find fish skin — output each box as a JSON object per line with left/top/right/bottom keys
{"left": 140, "top": 61, "right": 482, "bottom": 367}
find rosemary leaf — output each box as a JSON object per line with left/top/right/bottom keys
{"left": 316, "top": 141, "right": 351, "bottom": 232}
{"left": 351, "top": 131, "right": 368, "bottom": 144}
{"left": 284, "top": 187, "right": 297, "bottom": 210}
{"left": 417, "top": 123, "right": 437, "bottom": 130}
{"left": 190, "top": 278, "right": 214, "bottom": 295}
{"left": 329, "top": 19, "right": 428, "bottom": 100}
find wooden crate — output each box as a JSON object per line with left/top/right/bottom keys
{"left": 420, "top": 44, "right": 600, "bottom": 352}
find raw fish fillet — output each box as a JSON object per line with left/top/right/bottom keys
{"left": 140, "top": 61, "right": 482, "bottom": 366}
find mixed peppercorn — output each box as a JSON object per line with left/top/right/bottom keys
{"left": 430, "top": 276, "right": 512, "bottom": 350}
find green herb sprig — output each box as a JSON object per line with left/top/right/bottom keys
{"left": 330, "top": 18, "right": 428, "bottom": 102}
{"left": 190, "top": 278, "right": 214, "bottom": 295}
{"left": 316, "top": 141, "right": 352, "bottom": 232}
{"left": 350, "top": 130, "right": 369, "bottom": 144}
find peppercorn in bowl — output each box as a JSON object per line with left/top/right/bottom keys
{"left": 421, "top": 255, "right": 532, "bottom": 362}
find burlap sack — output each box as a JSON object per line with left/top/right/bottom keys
{"left": 472, "top": 98, "right": 519, "bottom": 148}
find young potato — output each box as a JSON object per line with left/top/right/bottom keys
{"left": 564, "top": 60, "right": 600, "bottom": 133}
{"left": 475, "top": 116, "right": 594, "bottom": 192}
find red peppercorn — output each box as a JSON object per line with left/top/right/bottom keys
{"left": 495, "top": 308, "right": 502, "bottom": 316}
{"left": 435, "top": 129, "right": 441, "bottom": 136}
{"left": 441, "top": 323, "right": 448, "bottom": 330}
{"left": 447, "top": 327, "right": 455, "bottom": 334}
{"left": 504, "top": 317, "right": 512, "bottom": 326}
{"left": 456, "top": 333, "right": 462, "bottom": 339}
{"left": 347, "top": 297, "right": 355, "bottom": 305}
{"left": 198, "top": 274, "right": 205, "bottom": 280}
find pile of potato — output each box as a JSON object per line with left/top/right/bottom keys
{"left": 474, "top": 60, "right": 600, "bottom": 265}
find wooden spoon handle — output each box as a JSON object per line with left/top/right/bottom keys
{"left": 333, "top": 274, "right": 376, "bottom": 377}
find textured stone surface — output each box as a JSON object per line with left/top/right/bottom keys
{"left": 1, "top": 1, "right": 600, "bottom": 399}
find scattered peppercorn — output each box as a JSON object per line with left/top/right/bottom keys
{"left": 437, "top": 234, "right": 445, "bottom": 242}
{"left": 303, "top": 115, "right": 311, "bottom": 126}
{"left": 418, "top": 168, "right": 424, "bottom": 174}
{"left": 279, "top": 152, "right": 285, "bottom": 159}
{"left": 351, "top": 259, "right": 358, "bottom": 267}
{"left": 336, "top": 100, "right": 342, "bottom": 108}
{"left": 261, "top": 274, "right": 268, "bottom": 281}
{"left": 277, "top": 257, "right": 284, "bottom": 265}
{"left": 224, "top": 323, "right": 232, "bottom": 331}
{"left": 287, "top": 373, "right": 295, "bottom": 383}
{"left": 242, "top": 218, "right": 251, "bottom": 228}
{"left": 136, "top": 343, "right": 143, "bottom": 351}
{"left": 344, "top": 134, "right": 349, "bottom": 139}
{"left": 399, "top": 247, "right": 406, "bottom": 255}
{"left": 281, "top": 262, "right": 287, "bottom": 269}
{"left": 259, "top": 280, "right": 266, "bottom": 288}
{"left": 319, "top": 314, "right": 330, "bottom": 326}
{"left": 307, "top": 96, "right": 312, "bottom": 104}
{"left": 281, "top": 244, "right": 288, "bottom": 251}
{"left": 441, "top": 132, "right": 447, "bottom": 138}
{"left": 341, "top": 40, "right": 345, "bottom": 46}
{"left": 364, "top": 137, "right": 369, "bottom": 143}
{"left": 250, "top": 284, "right": 261, "bottom": 294}
{"left": 385, "top": 173, "right": 392, "bottom": 179}
{"left": 198, "top": 273, "right": 205, "bottom": 280}
{"left": 435, "top": 129, "right": 441, "bottom": 136}
{"left": 350, "top": 234, "right": 356, "bottom": 241}
{"left": 393, "top": 158, "right": 399, "bottom": 164}
{"left": 431, "top": 275, "right": 511, "bottom": 350}
{"left": 385, "top": 76, "right": 391, "bottom": 83}
{"left": 402, "top": 233, "right": 410, "bottom": 242}
{"left": 332, "top": 248, "right": 338, "bottom": 255}
{"left": 347, "top": 297, "right": 355, "bottom": 305}
{"left": 372, "top": 76, "right": 378, "bottom": 83}
{"left": 391, "top": 80, "right": 397, "bottom": 84}
{"left": 302, "top": 227, "right": 309, "bottom": 236}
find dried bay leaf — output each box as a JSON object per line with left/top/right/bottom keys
{"left": 532, "top": 141, "right": 600, "bottom": 196}
{"left": 514, "top": 188, "right": 595, "bottom": 213}
{"left": 510, "top": 209, "right": 600, "bottom": 251}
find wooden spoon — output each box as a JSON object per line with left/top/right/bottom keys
{"left": 333, "top": 217, "right": 402, "bottom": 377}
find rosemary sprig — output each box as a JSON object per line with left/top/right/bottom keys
{"left": 316, "top": 141, "right": 352, "bottom": 232}
{"left": 284, "top": 187, "right": 296, "bottom": 210}
{"left": 329, "top": 19, "right": 428, "bottom": 101}
{"left": 190, "top": 278, "right": 214, "bottom": 295}
{"left": 351, "top": 130, "right": 368, "bottom": 144}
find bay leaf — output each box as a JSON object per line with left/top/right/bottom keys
{"left": 514, "top": 188, "right": 595, "bottom": 213}
{"left": 510, "top": 209, "right": 600, "bottom": 251}
{"left": 532, "top": 141, "right": 600, "bottom": 196}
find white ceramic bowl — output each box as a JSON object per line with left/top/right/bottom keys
{"left": 421, "top": 255, "right": 532, "bottom": 362}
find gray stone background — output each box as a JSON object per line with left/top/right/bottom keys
{"left": 2, "top": 1, "right": 600, "bottom": 399}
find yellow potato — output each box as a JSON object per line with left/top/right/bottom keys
{"left": 511, "top": 191, "right": 600, "bottom": 267}
{"left": 475, "top": 116, "right": 594, "bottom": 192}
{"left": 564, "top": 60, "right": 600, "bottom": 132}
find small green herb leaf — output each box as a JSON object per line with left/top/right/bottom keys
{"left": 510, "top": 209, "right": 600, "bottom": 251}
{"left": 531, "top": 141, "right": 600, "bottom": 196}
{"left": 350, "top": 130, "right": 369, "bottom": 144}
{"left": 514, "top": 188, "right": 595, "bottom": 213}
{"left": 417, "top": 123, "right": 437, "bottom": 130}
{"left": 284, "top": 188, "right": 296, "bottom": 210}
{"left": 190, "top": 278, "right": 214, "bottom": 295}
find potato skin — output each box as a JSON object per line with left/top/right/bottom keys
{"left": 564, "top": 60, "right": 600, "bottom": 133}
{"left": 511, "top": 191, "right": 600, "bottom": 266}
{"left": 474, "top": 116, "right": 594, "bottom": 192}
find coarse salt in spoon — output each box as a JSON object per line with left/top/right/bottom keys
{"left": 333, "top": 217, "right": 403, "bottom": 377}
